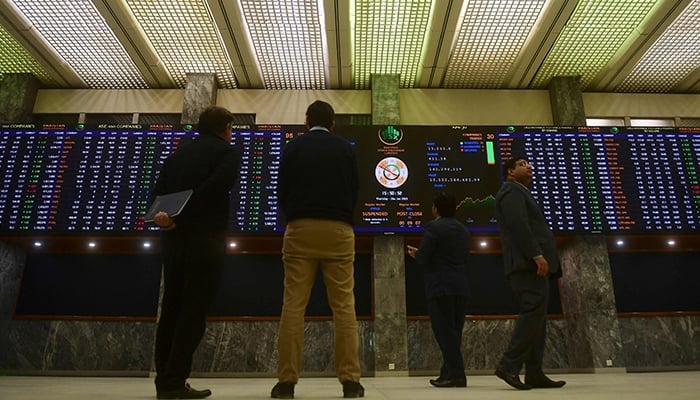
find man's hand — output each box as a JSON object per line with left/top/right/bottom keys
{"left": 406, "top": 245, "right": 417, "bottom": 259}
{"left": 533, "top": 256, "right": 549, "bottom": 276}
{"left": 154, "top": 211, "right": 176, "bottom": 231}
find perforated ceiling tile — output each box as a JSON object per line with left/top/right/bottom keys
{"left": 12, "top": 0, "right": 148, "bottom": 88}
{"left": 353, "top": 0, "right": 432, "bottom": 89}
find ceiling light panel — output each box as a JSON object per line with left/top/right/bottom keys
{"left": 238, "top": 0, "right": 327, "bottom": 89}
{"left": 0, "top": 24, "right": 58, "bottom": 87}
{"left": 531, "top": 0, "right": 657, "bottom": 89}
{"left": 617, "top": 1, "right": 700, "bottom": 93}
{"left": 11, "top": 0, "right": 148, "bottom": 89}
{"left": 443, "top": 0, "right": 546, "bottom": 88}
{"left": 125, "top": 0, "right": 237, "bottom": 89}
{"left": 353, "top": 0, "right": 432, "bottom": 89}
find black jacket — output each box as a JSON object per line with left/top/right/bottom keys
{"left": 151, "top": 134, "right": 239, "bottom": 233}
{"left": 494, "top": 180, "right": 560, "bottom": 277}
{"left": 414, "top": 217, "right": 471, "bottom": 299}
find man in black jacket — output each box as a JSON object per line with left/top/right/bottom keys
{"left": 271, "top": 100, "right": 363, "bottom": 399}
{"left": 150, "top": 106, "right": 240, "bottom": 399}
{"left": 407, "top": 192, "right": 471, "bottom": 388}
{"left": 493, "top": 156, "right": 566, "bottom": 390}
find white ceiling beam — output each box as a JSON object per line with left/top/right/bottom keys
{"left": 324, "top": 0, "right": 352, "bottom": 89}
{"left": 91, "top": 0, "right": 175, "bottom": 88}
{"left": 589, "top": 0, "right": 693, "bottom": 92}
{"left": 206, "top": 0, "right": 264, "bottom": 89}
{"left": 0, "top": 0, "right": 85, "bottom": 87}
{"left": 673, "top": 66, "right": 700, "bottom": 93}
{"left": 503, "top": 0, "right": 578, "bottom": 89}
{"left": 415, "top": 0, "right": 463, "bottom": 88}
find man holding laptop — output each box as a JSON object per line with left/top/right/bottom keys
{"left": 148, "top": 106, "right": 240, "bottom": 399}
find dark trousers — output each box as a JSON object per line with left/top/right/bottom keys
{"left": 154, "top": 232, "right": 224, "bottom": 391}
{"left": 498, "top": 270, "right": 549, "bottom": 376}
{"left": 427, "top": 295, "right": 468, "bottom": 380}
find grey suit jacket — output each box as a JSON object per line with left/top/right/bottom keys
{"left": 494, "top": 180, "right": 560, "bottom": 277}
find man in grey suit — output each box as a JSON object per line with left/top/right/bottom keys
{"left": 493, "top": 156, "right": 566, "bottom": 390}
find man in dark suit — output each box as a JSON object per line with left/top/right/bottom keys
{"left": 493, "top": 156, "right": 566, "bottom": 390}
{"left": 150, "top": 106, "right": 240, "bottom": 399}
{"left": 407, "top": 192, "right": 471, "bottom": 388}
{"left": 271, "top": 100, "right": 363, "bottom": 399}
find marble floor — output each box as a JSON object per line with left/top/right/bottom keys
{"left": 0, "top": 371, "right": 698, "bottom": 400}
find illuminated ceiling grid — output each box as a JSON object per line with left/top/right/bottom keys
{"left": 0, "top": 25, "right": 57, "bottom": 86}
{"left": 12, "top": 0, "right": 148, "bottom": 89}
{"left": 443, "top": 0, "right": 546, "bottom": 88}
{"left": 531, "top": 0, "right": 658, "bottom": 89}
{"left": 618, "top": 2, "right": 700, "bottom": 93}
{"left": 125, "top": 0, "right": 237, "bottom": 89}
{"left": 239, "top": 0, "right": 327, "bottom": 89}
{"left": 353, "top": 0, "right": 432, "bottom": 89}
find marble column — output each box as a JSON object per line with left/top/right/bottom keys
{"left": 181, "top": 73, "right": 218, "bottom": 124}
{"left": 559, "top": 236, "right": 625, "bottom": 371}
{"left": 370, "top": 74, "right": 409, "bottom": 376}
{"left": 0, "top": 73, "right": 40, "bottom": 123}
{"left": 548, "top": 77, "right": 625, "bottom": 372}
{"left": 548, "top": 76, "right": 586, "bottom": 126}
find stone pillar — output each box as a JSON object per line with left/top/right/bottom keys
{"left": 548, "top": 76, "right": 586, "bottom": 126}
{"left": 0, "top": 73, "right": 40, "bottom": 123}
{"left": 559, "top": 236, "right": 625, "bottom": 371}
{"left": 370, "top": 74, "right": 408, "bottom": 376}
{"left": 548, "top": 77, "right": 625, "bottom": 371}
{"left": 181, "top": 73, "right": 218, "bottom": 124}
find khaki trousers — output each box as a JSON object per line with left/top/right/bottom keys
{"left": 277, "top": 219, "right": 361, "bottom": 383}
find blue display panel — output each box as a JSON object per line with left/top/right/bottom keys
{"left": 498, "top": 126, "right": 700, "bottom": 233}
{"left": 1, "top": 124, "right": 698, "bottom": 235}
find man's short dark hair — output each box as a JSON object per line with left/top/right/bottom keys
{"left": 306, "top": 100, "right": 335, "bottom": 129}
{"left": 434, "top": 191, "right": 457, "bottom": 218}
{"left": 502, "top": 156, "right": 528, "bottom": 176}
{"left": 198, "top": 106, "right": 233, "bottom": 136}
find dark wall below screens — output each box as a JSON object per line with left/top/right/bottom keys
{"left": 15, "top": 253, "right": 162, "bottom": 317}
{"left": 13, "top": 253, "right": 373, "bottom": 319}
{"left": 209, "top": 253, "right": 373, "bottom": 317}
{"left": 609, "top": 252, "right": 700, "bottom": 312}
{"left": 405, "top": 253, "right": 563, "bottom": 316}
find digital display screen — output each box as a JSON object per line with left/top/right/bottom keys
{"left": 498, "top": 126, "right": 700, "bottom": 232}
{"left": 1, "top": 124, "right": 698, "bottom": 235}
{"left": 334, "top": 125, "right": 501, "bottom": 234}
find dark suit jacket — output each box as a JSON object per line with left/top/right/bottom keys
{"left": 278, "top": 127, "right": 358, "bottom": 226}
{"left": 414, "top": 216, "right": 471, "bottom": 299}
{"left": 151, "top": 134, "right": 239, "bottom": 234}
{"left": 494, "top": 180, "right": 560, "bottom": 277}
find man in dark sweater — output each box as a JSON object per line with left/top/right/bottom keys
{"left": 271, "top": 100, "right": 363, "bottom": 399}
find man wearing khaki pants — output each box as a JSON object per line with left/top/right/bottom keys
{"left": 271, "top": 100, "right": 363, "bottom": 399}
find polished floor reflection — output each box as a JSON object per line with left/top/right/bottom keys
{"left": 0, "top": 371, "right": 698, "bottom": 400}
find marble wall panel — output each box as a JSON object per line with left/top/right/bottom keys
{"left": 408, "top": 319, "right": 569, "bottom": 372}
{"left": 619, "top": 316, "right": 700, "bottom": 369}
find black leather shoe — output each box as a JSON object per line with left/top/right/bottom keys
{"left": 157, "top": 383, "right": 212, "bottom": 399}
{"left": 429, "top": 377, "right": 467, "bottom": 387}
{"left": 525, "top": 374, "right": 566, "bottom": 388}
{"left": 342, "top": 381, "right": 365, "bottom": 398}
{"left": 495, "top": 369, "right": 532, "bottom": 390}
{"left": 271, "top": 382, "right": 295, "bottom": 399}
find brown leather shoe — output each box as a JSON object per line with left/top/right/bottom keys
{"left": 342, "top": 381, "right": 365, "bottom": 398}
{"left": 271, "top": 382, "right": 295, "bottom": 399}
